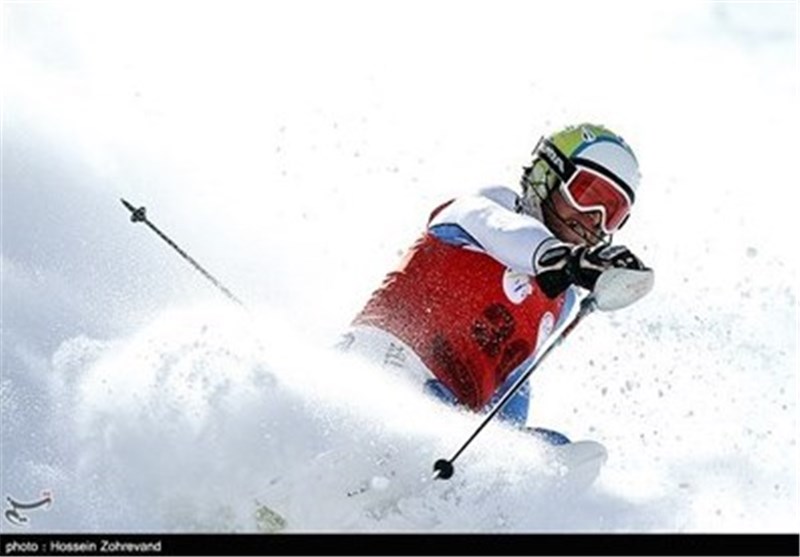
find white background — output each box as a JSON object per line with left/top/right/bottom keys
{"left": 2, "top": 0, "right": 797, "bottom": 532}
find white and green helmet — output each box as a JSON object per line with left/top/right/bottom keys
{"left": 520, "top": 123, "right": 641, "bottom": 229}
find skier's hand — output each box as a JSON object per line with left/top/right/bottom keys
{"left": 535, "top": 243, "right": 650, "bottom": 299}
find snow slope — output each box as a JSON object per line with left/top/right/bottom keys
{"left": 1, "top": 0, "right": 797, "bottom": 533}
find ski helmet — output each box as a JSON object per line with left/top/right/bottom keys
{"left": 520, "top": 123, "right": 641, "bottom": 235}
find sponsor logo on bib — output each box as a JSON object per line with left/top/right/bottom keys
{"left": 502, "top": 267, "right": 533, "bottom": 305}
{"left": 536, "top": 312, "right": 555, "bottom": 351}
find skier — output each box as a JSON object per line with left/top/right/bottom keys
{"left": 339, "top": 123, "right": 654, "bottom": 445}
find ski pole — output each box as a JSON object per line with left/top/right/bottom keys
{"left": 120, "top": 198, "right": 245, "bottom": 307}
{"left": 432, "top": 295, "right": 598, "bottom": 480}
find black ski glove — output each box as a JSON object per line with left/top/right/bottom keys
{"left": 535, "top": 243, "right": 648, "bottom": 299}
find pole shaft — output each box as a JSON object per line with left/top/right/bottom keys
{"left": 443, "top": 296, "right": 597, "bottom": 469}
{"left": 121, "top": 199, "right": 245, "bottom": 307}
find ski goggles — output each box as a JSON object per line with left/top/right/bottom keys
{"left": 532, "top": 137, "right": 635, "bottom": 234}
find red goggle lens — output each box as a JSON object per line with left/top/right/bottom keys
{"left": 562, "top": 167, "right": 632, "bottom": 234}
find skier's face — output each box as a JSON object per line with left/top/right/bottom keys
{"left": 543, "top": 188, "right": 605, "bottom": 246}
